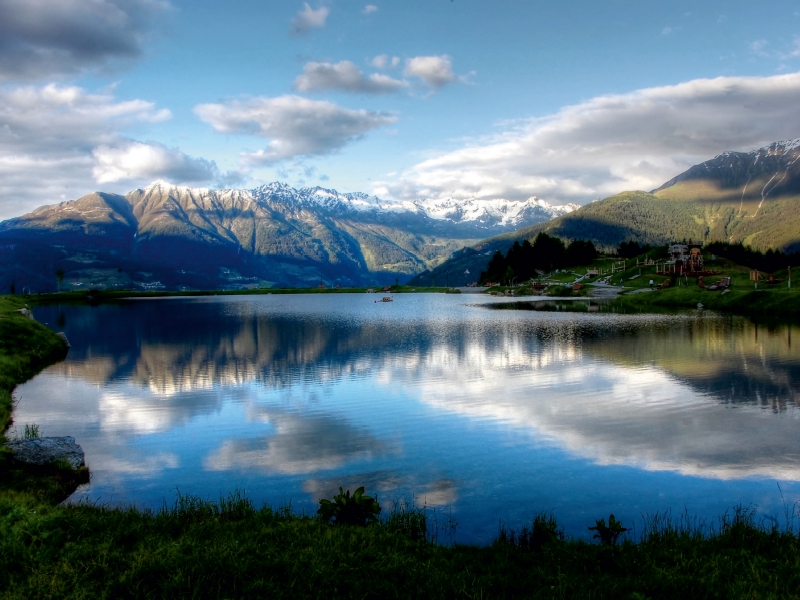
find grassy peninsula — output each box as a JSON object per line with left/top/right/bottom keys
{"left": 2, "top": 293, "right": 800, "bottom": 598}
{"left": 485, "top": 246, "right": 800, "bottom": 322}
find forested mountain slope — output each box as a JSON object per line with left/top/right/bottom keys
{"left": 410, "top": 139, "right": 800, "bottom": 285}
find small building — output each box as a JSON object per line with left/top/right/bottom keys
{"left": 668, "top": 244, "right": 689, "bottom": 261}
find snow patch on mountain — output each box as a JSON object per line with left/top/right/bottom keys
{"left": 135, "top": 180, "right": 576, "bottom": 229}
{"left": 415, "top": 196, "right": 579, "bottom": 227}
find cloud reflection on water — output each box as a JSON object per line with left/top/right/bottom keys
{"left": 19, "top": 297, "right": 800, "bottom": 491}
{"left": 302, "top": 473, "right": 458, "bottom": 507}
{"left": 204, "top": 405, "right": 396, "bottom": 474}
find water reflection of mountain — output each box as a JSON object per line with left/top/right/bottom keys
{"left": 41, "top": 300, "right": 799, "bottom": 410}
{"left": 25, "top": 298, "right": 800, "bottom": 486}
{"left": 581, "top": 317, "right": 799, "bottom": 410}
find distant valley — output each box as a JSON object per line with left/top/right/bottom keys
{"left": 0, "top": 181, "right": 575, "bottom": 292}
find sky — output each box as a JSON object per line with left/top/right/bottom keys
{"left": 1, "top": 0, "right": 800, "bottom": 220}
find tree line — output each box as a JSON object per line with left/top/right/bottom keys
{"left": 480, "top": 233, "right": 597, "bottom": 284}
{"left": 705, "top": 242, "right": 800, "bottom": 273}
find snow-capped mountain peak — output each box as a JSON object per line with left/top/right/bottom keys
{"left": 132, "top": 180, "right": 575, "bottom": 231}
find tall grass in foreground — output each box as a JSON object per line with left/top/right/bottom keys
{"left": 2, "top": 488, "right": 800, "bottom": 599}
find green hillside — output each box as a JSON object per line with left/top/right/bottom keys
{"left": 412, "top": 182, "right": 800, "bottom": 287}
{"left": 486, "top": 189, "right": 800, "bottom": 254}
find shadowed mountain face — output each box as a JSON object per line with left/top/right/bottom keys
{"left": 0, "top": 182, "right": 573, "bottom": 292}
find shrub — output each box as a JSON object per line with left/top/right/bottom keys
{"left": 588, "top": 514, "right": 629, "bottom": 546}
{"left": 317, "top": 486, "right": 381, "bottom": 526}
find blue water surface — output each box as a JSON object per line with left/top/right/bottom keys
{"left": 16, "top": 293, "right": 800, "bottom": 544}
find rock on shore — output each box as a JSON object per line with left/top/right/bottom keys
{"left": 5, "top": 436, "right": 85, "bottom": 469}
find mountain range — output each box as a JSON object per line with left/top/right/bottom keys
{"left": 3, "top": 138, "right": 798, "bottom": 292}
{"left": 410, "top": 139, "right": 800, "bottom": 286}
{"left": 0, "top": 181, "right": 575, "bottom": 292}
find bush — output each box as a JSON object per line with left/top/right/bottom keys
{"left": 497, "top": 512, "right": 565, "bottom": 552}
{"left": 317, "top": 486, "right": 381, "bottom": 526}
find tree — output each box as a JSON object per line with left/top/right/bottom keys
{"left": 55, "top": 268, "right": 64, "bottom": 291}
{"left": 479, "top": 235, "right": 601, "bottom": 285}
{"left": 566, "top": 240, "right": 597, "bottom": 265}
{"left": 531, "top": 233, "right": 566, "bottom": 271}
{"left": 617, "top": 240, "right": 650, "bottom": 259}
{"left": 480, "top": 250, "right": 507, "bottom": 283}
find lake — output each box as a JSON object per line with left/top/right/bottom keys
{"left": 15, "top": 293, "right": 800, "bottom": 544}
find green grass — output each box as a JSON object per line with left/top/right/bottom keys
{"left": 486, "top": 253, "right": 800, "bottom": 321}
{"left": 0, "top": 295, "right": 87, "bottom": 504}
{"left": 0, "top": 296, "right": 69, "bottom": 436}
{"left": 20, "top": 285, "right": 452, "bottom": 306}
{"left": 2, "top": 492, "right": 800, "bottom": 599}
{"left": 614, "top": 285, "right": 800, "bottom": 318}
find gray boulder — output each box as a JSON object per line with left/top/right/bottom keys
{"left": 5, "top": 436, "right": 85, "bottom": 469}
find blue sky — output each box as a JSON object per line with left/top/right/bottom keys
{"left": 1, "top": 0, "right": 800, "bottom": 219}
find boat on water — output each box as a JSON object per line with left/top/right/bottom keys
{"left": 375, "top": 296, "right": 393, "bottom": 303}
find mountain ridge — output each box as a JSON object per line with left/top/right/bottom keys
{"left": 0, "top": 181, "right": 575, "bottom": 292}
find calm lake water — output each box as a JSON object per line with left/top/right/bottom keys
{"left": 16, "top": 294, "right": 800, "bottom": 544}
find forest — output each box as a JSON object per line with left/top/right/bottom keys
{"left": 479, "top": 233, "right": 597, "bottom": 284}
{"left": 705, "top": 242, "right": 800, "bottom": 273}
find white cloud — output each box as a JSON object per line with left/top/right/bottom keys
{"left": 290, "top": 3, "right": 329, "bottom": 35}
{"left": 661, "top": 26, "right": 673, "bottom": 35}
{"left": 0, "top": 84, "right": 223, "bottom": 220}
{"left": 404, "top": 55, "right": 458, "bottom": 89}
{"left": 92, "top": 141, "right": 219, "bottom": 184}
{"left": 370, "top": 54, "right": 400, "bottom": 69}
{"left": 376, "top": 71, "right": 800, "bottom": 205}
{"left": 294, "top": 60, "right": 406, "bottom": 94}
{"left": 0, "top": 0, "right": 170, "bottom": 80}
{"left": 205, "top": 406, "right": 394, "bottom": 475}
{"left": 363, "top": 4, "right": 378, "bottom": 14}
{"left": 194, "top": 95, "right": 397, "bottom": 164}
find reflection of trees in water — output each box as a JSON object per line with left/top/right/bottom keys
{"left": 38, "top": 301, "right": 800, "bottom": 407}
{"left": 583, "top": 318, "right": 800, "bottom": 410}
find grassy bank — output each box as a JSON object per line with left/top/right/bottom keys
{"left": 2, "top": 492, "right": 800, "bottom": 599}
{"left": 24, "top": 285, "right": 448, "bottom": 305}
{"left": 0, "top": 296, "right": 89, "bottom": 504}
{"left": 613, "top": 286, "right": 800, "bottom": 321}
{"left": 485, "top": 253, "right": 800, "bottom": 321}
{"left": 0, "top": 296, "right": 69, "bottom": 436}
